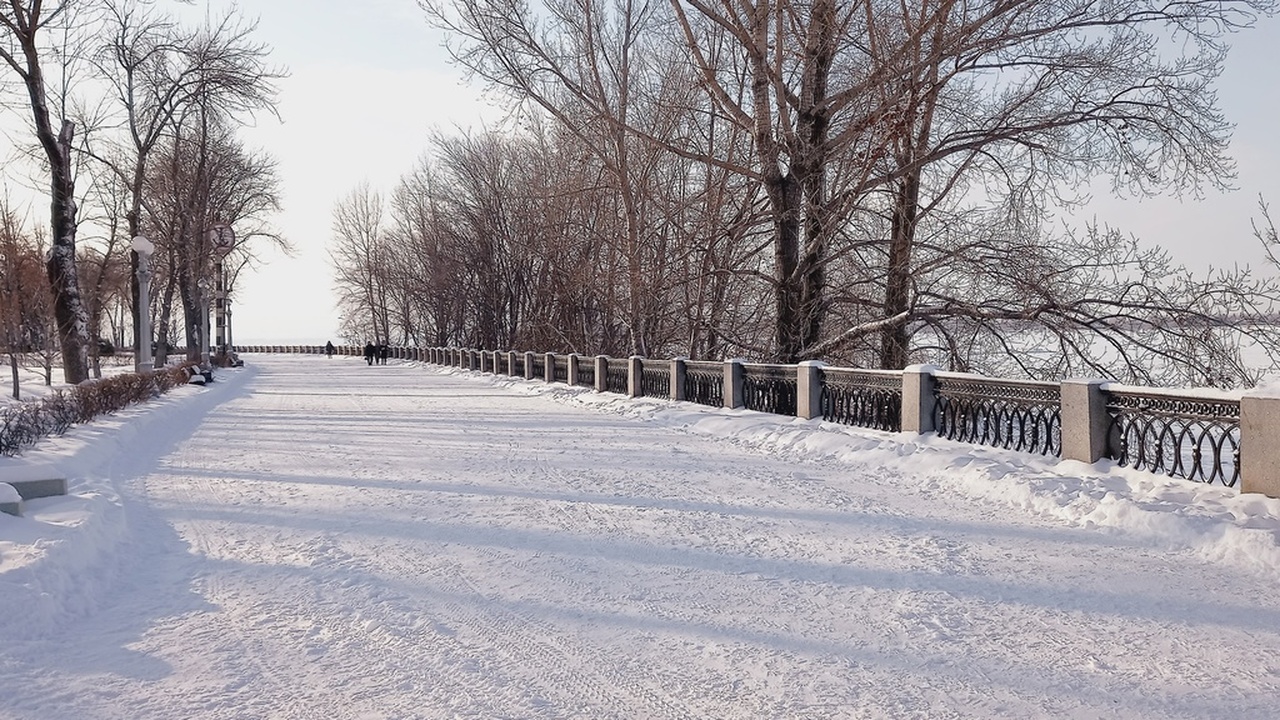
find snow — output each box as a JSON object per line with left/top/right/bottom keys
{"left": 3, "top": 353, "right": 1280, "bottom": 718}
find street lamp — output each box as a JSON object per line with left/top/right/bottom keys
{"left": 130, "top": 235, "right": 154, "bottom": 372}
{"left": 197, "top": 276, "right": 214, "bottom": 369}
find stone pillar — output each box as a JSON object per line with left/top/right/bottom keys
{"left": 902, "top": 364, "right": 939, "bottom": 434}
{"left": 1060, "top": 379, "right": 1110, "bottom": 464}
{"left": 1242, "top": 393, "right": 1280, "bottom": 497}
{"left": 595, "top": 355, "right": 609, "bottom": 393}
{"left": 797, "top": 360, "right": 825, "bottom": 420}
{"left": 544, "top": 353, "right": 556, "bottom": 383}
{"left": 724, "top": 359, "right": 744, "bottom": 410}
{"left": 508, "top": 351, "right": 519, "bottom": 376}
{"left": 671, "top": 358, "right": 687, "bottom": 402}
{"left": 568, "top": 354, "right": 581, "bottom": 386}
{"left": 628, "top": 356, "right": 644, "bottom": 398}
{"left": 523, "top": 352, "right": 535, "bottom": 380}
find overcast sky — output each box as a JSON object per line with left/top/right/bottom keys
{"left": 122, "top": 1, "right": 1280, "bottom": 343}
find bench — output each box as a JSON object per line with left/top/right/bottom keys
{"left": 0, "top": 477, "right": 69, "bottom": 517}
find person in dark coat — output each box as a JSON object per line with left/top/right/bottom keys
{"left": 364, "top": 342, "right": 375, "bottom": 365}
{"left": 378, "top": 343, "right": 389, "bottom": 365}
{"left": 325, "top": 341, "right": 335, "bottom": 358}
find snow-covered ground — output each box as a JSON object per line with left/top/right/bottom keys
{"left": 3, "top": 354, "right": 1280, "bottom": 719}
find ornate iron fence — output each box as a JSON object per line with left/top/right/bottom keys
{"left": 821, "top": 368, "right": 903, "bottom": 432}
{"left": 641, "top": 361, "right": 670, "bottom": 398}
{"left": 933, "top": 375, "right": 1061, "bottom": 457}
{"left": 742, "top": 363, "right": 797, "bottom": 416}
{"left": 552, "top": 356, "right": 569, "bottom": 383}
{"left": 529, "top": 354, "right": 545, "bottom": 380}
{"left": 684, "top": 360, "right": 723, "bottom": 408}
{"left": 605, "top": 358, "right": 630, "bottom": 394}
{"left": 1105, "top": 389, "right": 1240, "bottom": 486}
{"left": 575, "top": 359, "right": 596, "bottom": 389}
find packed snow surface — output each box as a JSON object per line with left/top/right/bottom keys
{"left": 3, "top": 354, "right": 1280, "bottom": 719}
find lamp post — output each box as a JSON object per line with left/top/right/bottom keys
{"left": 198, "top": 276, "right": 213, "bottom": 369}
{"left": 208, "top": 224, "right": 235, "bottom": 362}
{"left": 130, "top": 236, "right": 154, "bottom": 372}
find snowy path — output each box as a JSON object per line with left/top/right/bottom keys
{"left": 3, "top": 354, "right": 1280, "bottom": 719}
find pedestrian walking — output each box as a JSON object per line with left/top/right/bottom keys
{"left": 325, "top": 341, "right": 335, "bottom": 358}
{"left": 364, "top": 342, "right": 375, "bottom": 366}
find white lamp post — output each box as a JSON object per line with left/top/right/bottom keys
{"left": 130, "top": 236, "right": 154, "bottom": 372}
{"left": 198, "top": 276, "right": 213, "bottom": 369}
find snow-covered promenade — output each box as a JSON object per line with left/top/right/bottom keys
{"left": 3, "top": 354, "right": 1280, "bottom": 718}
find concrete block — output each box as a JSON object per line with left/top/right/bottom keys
{"left": 902, "top": 364, "right": 938, "bottom": 434}
{"left": 1242, "top": 394, "right": 1280, "bottom": 497}
{"left": 9, "top": 477, "right": 68, "bottom": 500}
{"left": 1060, "top": 379, "right": 1109, "bottom": 464}
{"left": 797, "top": 361, "right": 825, "bottom": 420}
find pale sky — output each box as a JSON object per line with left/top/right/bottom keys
{"left": 123, "top": 2, "right": 1280, "bottom": 343}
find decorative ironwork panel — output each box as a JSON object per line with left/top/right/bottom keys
{"left": 640, "top": 362, "right": 670, "bottom": 398}
{"left": 553, "top": 356, "right": 569, "bottom": 383}
{"left": 742, "top": 364, "right": 797, "bottom": 417}
{"left": 576, "top": 361, "right": 596, "bottom": 388}
{"left": 933, "top": 376, "right": 1061, "bottom": 457}
{"left": 529, "top": 355, "right": 545, "bottom": 380}
{"left": 605, "top": 358, "right": 630, "bottom": 394}
{"left": 1105, "top": 390, "right": 1240, "bottom": 486}
{"left": 820, "top": 368, "right": 903, "bottom": 432}
{"left": 684, "top": 360, "right": 723, "bottom": 407}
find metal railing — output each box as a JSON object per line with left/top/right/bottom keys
{"left": 575, "top": 359, "right": 595, "bottom": 389}
{"left": 742, "top": 363, "right": 797, "bottom": 416}
{"left": 552, "top": 355, "right": 569, "bottom": 383}
{"left": 1105, "top": 389, "right": 1240, "bottom": 486}
{"left": 933, "top": 375, "right": 1061, "bottom": 457}
{"left": 640, "top": 361, "right": 670, "bottom": 398}
{"left": 605, "top": 358, "right": 630, "bottom": 394}
{"left": 529, "top": 354, "right": 545, "bottom": 380}
{"left": 684, "top": 360, "right": 723, "bottom": 408}
{"left": 821, "top": 368, "right": 903, "bottom": 432}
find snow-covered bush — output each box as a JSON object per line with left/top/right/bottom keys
{"left": 0, "top": 365, "right": 192, "bottom": 457}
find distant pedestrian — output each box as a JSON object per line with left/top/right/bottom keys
{"left": 364, "top": 342, "right": 375, "bottom": 366}
{"left": 378, "top": 344, "right": 389, "bottom": 365}
{"left": 325, "top": 341, "right": 335, "bottom": 358}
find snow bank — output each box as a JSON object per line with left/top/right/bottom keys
{"left": 434, "top": 363, "right": 1280, "bottom": 579}
{"left": 0, "top": 366, "right": 254, "bottom": 640}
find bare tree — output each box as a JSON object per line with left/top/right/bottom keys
{"left": 0, "top": 0, "right": 94, "bottom": 382}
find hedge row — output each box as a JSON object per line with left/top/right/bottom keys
{"left": 0, "top": 364, "right": 195, "bottom": 457}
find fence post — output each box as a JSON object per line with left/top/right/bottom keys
{"left": 724, "top": 359, "right": 744, "bottom": 409}
{"left": 1242, "top": 392, "right": 1280, "bottom": 497}
{"left": 504, "top": 351, "right": 515, "bottom": 376}
{"left": 902, "top": 364, "right": 938, "bottom": 434}
{"left": 595, "top": 355, "right": 608, "bottom": 393}
{"left": 568, "top": 354, "right": 581, "bottom": 385}
{"left": 1060, "top": 379, "right": 1109, "bottom": 463}
{"left": 628, "top": 356, "right": 644, "bottom": 398}
{"left": 671, "top": 357, "right": 687, "bottom": 402}
{"left": 543, "top": 352, "right": 554, "bottom": 383}
{"left": 523, "top": 352, "right": 535, "bottom": 379}
{"left": 797, "top": 360, "right": 825, "bottom": 420}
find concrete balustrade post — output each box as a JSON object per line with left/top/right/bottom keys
{"left": 724, "top": 359, "right": 744, "bottom": 410}
{"left": 628, "top": 356, "right": 643, "bottom": 398}
{"left": 507, "top": 351, "right": 518, "bottom": 376}
{"left": 902, "top": 364, "right": 939, "bottom": 434}
{"left": 524, "top": 352, "right": 535, "bottom": 380}
{"left": 797, "top": 360, "right": 826, "bottom": 420}
{"left": 595, "top": 355, "right": 608, "bottom": 393}
{"left": 671, "top": 358, "right": 687, "bottom": 402}
{"left": 568, "top": 354, "right": 581, "bottom": 386}
{"left": 1060, "top": 379, "right": 1110, "bottom": 463}
{"left": 1242, "top": 392, "right": 1280, "bottom": 497}
{"left": 545, "top": 353, "right": 556, "bottom": 383}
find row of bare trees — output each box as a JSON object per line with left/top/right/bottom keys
{"left": 0, "top": 0, "right": 284, "bottom": 388}
{"left": 329, "top": 0, "right": 1280, "bottom": 387}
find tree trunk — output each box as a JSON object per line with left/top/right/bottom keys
{"left": 880, "top": 172, "right": 921, "bottom": 369}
